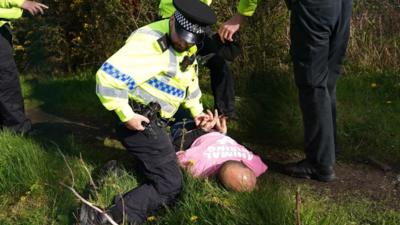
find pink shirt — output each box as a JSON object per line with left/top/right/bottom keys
{"left": 177, "top": 132, "right": 268, "bottom": 178}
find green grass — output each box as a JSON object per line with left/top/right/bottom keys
{"left": 2, "top": 70, "right": 397, "bottom": 224}
{"left": 233, "top": 70, "right": 400, "bottom": 164}
{"left": 21, "top": 71, "right": 113, "bottom": 125}
{"left": 0, "top": 131, "right": 91, "bottom": 225}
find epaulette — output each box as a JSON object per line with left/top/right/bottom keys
{"left": 157, "top": 34, "right": 170, "bottom": 53}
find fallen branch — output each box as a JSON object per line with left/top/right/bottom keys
{"left": 61, "top": 183, "right": 118, "bottom": 225}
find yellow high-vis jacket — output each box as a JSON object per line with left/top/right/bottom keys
{"left": 159, "top": 0, "right": 258, "bottom": 19}
{"left": 96, "top": 19, "right": 203, "bottom": 122}
{"left": 0, "top": 0, "right": 24, "bottom": 27}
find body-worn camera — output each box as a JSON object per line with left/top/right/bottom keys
{"left": 141, "top": 102, "right": 162, "bottom": 139}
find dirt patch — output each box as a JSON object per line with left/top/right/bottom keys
{"left": 310, "top": 162, "right": 400, "bottom": 210}
{"left": 263, "top": 149, "right": 400, "bottom": 211}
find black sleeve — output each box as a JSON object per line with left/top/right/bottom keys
{"left": 172, "top": 128, "right": 207, "bottom": 152}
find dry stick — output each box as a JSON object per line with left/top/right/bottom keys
{"left": 60, "top": 183, "right": 118, "bottom": 225}
{"left": 295, "top": 187, "right": 302, "bottom": 225}
{"left": 79, "top": 153, "right": 98, "bottom": 191}
{"left": 53, "top": 142, "right": 118, "bottom": 225}
{"left": 52, "top": 141, "right": 75, "bottom": 187}
{"left": 179, "top": 118, "right": 187, "bottom": 151}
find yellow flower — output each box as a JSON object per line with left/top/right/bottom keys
{"left": 83, "top": 23, "right": 89, "bottom": 30}
{"left": 211, "top": 196, "right": 221, "bottom": 203}
{"left": 370, "top": 83, "right": 377, "bottom": 88}
{"left": 190, "top": 215, "right": 198, "bottom": 222}
{"left": 14, "top": 45, "right": 24, "bottom": 51}
{"left": 147, "top": 216, "right": 156, "bottom": 222}
{"left": 188, "top": 159, "right": 195, "bottom": 166}
{"left": 72, "top": 36, "right": 82, "bottom": 44}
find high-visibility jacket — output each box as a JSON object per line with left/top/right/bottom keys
{"left": 0, "top": 0, "right": 24, "bottom": 27}
{"left": 96, "top": 19, "right": 203, "bottom": 122}
{"left": 159, "top": 0, "right": 258, "bottom": 19}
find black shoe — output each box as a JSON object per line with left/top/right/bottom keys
{"left": 283, "top": 159, "right": 335, "bottom": 182}
{"left": 79, "top": 204, "right": 114, "bottom": 225}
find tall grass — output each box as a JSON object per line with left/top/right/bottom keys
{"left": 0, "top": 131, "right": 91, "bottom": 225}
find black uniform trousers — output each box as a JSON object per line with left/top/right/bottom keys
{"left": 290, "top": 0, "right": 352, "bottom": 168}
{"left": 197, "top": 35, "right": 235, "bottom": 118}
{"left": 0, "top": 24, "right": 31, "bottom": 133}
{"left": 112, "top": 121, "right": 183, "bottom": 224}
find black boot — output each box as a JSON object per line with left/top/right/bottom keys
{"left": 283, "top": 159, "right": 335, "bottom": 182}
{"left": 79, "top": 204, "right": 115, "bottom": 225}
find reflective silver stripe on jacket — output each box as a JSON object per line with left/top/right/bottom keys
{"left": 186, "top": 88, "right": 201, "bottom": 100}
{"left": 130, "top": 87, "right": 176, "bottom": 114}
{"left": 134, "top": 28, "right": 163, "bottom": 38}
{"left": 166, "top": 46, "right": 177, "bottom": 78}
{"left": 96, "top": 85, "right": 128, "bottom": 99}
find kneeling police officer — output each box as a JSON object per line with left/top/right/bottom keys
{"left": 80, "top": 0, "right": 216, "bottom": 224}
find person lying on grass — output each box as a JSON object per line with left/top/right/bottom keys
{"left": 171, "top": 110, "right": 268, "bottom": 192}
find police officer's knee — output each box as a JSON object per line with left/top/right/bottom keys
{"left": 158, "top": 168, "right": 183, "bottom": 203}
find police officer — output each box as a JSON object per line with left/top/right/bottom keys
{"left": 0, "top": 0, "right": 48, "bottom": 134}
{"left": 283, "top": 0, "right": 353, "bottom": 182}
{"left": 159, "top": 0, "right": 258, "bottom": 118}
{"left": 79, "top": 0, "right": 216, "bottom": 224}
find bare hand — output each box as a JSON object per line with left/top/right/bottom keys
{"left": 21, "top": 1, "right": 49, "bottom": 16}
{"left": 199, "top": 109, "right": 219, "bottom": 132}
{"left": 218, "top": 13, "right": 246, "bottom": 43}
{"left": 215, "top": 116, "right": 228, "bottom": 134}
{"left": 194, "top": 112, "right": 210, "bottom": 127}
{"left": 125, "top": 113, "right": 150, "bottom": 131}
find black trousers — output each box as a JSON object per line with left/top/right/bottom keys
{"left": 290, "top": 0, "right": 353, "bottom": 168}
{"left": 0, "top": 25, "right": 31, "bottom": 133}
{"left": 197, "top": 35, "right": 235, "bottom": 117}
{"left": 112, "top": 121, "right": 183, "bottom": 224}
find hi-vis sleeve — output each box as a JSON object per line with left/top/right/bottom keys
{"left": 237, "top": 0, "right": 258, "bottom": 17}
{"left": 0, "top": 7, "right": 22, "bottom": 19}
{"left": 96, "top": 32, "right": 168, "bottom": 122}
{"left": 0, "top": 0, "right": 23, "bottom": 20}
{"left": 0, "top": 0, "right": 24, "bottom": 8}
{"left": 182, "top": 68, "right": 203, "bottom": 117}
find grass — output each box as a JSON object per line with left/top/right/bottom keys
{"left": 233, "top": 70, "right": 400, "bottom": 165}
{"left": 1, "top": 70, "right": 397, "bottom": 224}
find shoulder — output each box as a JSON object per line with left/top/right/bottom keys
{"left": 126, "top": 20, "right": 171, "bottom": 54}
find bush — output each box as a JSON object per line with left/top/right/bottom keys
{"left": 14, "top": 0, "right": 159, "bottom": 73}
{"left": 11, "top": 0, "right": 400, "bottom": 75}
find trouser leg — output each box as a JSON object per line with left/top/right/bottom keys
{"left": 0, "top": 25, "right": 31, "bottom": 134}
{"left": 198, "top": 36, "right": 235, "bottom": 117}
{"left": 113, "top": 123, "right": 183, "bottom": 224}
{"left": 290, "top": 0, "right": 348, "bottom": 168}
{"left": 327, "top": 0, "right": 353, "bottom": 155}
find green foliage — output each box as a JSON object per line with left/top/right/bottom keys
{"left": 14, "top": 0, "right": 159, "bottom": 73}
{"left": 11, "top": 0, "right": 400, "bottom": 75}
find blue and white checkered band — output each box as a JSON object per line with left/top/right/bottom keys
{"left": 174, "top": 11, "right": 205, "bottom": 34}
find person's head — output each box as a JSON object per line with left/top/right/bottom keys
{"left": 169, "top": 0, "right": 216, "bottom": 52}
{"left": 218, "top": 161, "right": 257, "bottom": 192}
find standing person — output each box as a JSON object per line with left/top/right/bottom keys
{"left": 159, "top": 0, "right": 258, "bottom": 118}
{"left": 283, "top": 0, "right": 353, "bottom": 182}
{"left": 0, "top": 0, "right": 48, "bottom": 134}
{"left": 79, "top": 0, "right": 216, "bottom": 224}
